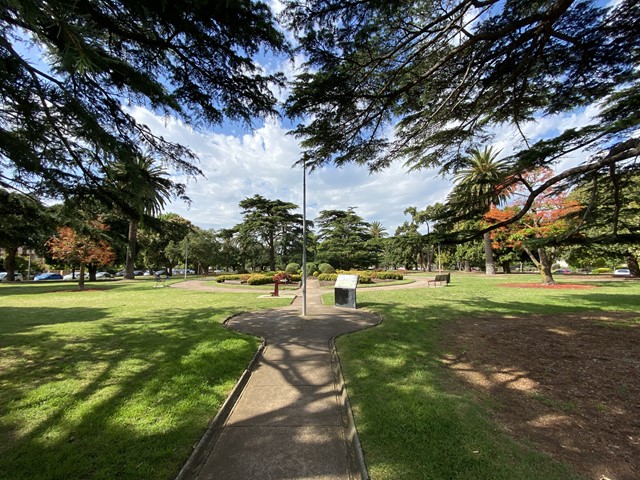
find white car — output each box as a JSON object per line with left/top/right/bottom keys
{"left": 63, "top": 272, "right": 89, "bottom": 280}
{"left": 95, "top": 272, "right": 113, "bottom": 279}
{"left": 0, "top": 272, "right": 23, "bottom": 282}
{"left": 613, "top": 268, "right": 631, "bottom": 277}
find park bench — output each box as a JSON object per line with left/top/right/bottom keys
{"left": 427, "top": 273, "right": 450, "bottom": 287}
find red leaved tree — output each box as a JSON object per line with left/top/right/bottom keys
{"left": 47, "top": 223, "right": 116, "bottom": 290}
{"left": 485, "top": 169, "right": 583, "bottom": 284}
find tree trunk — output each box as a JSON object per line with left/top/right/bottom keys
{"left": 502, "top": 261, "right": 511, "bottom": 274}
{"left": 538, "top": 248, "right": 556, "bottom": 284}
{"left": 626, "top": 250, "right": 640, "bottom": 277}
{"left": 78, "top": 263, "right": 86, "bottom": 291}
{"left": 464, "top": 259, "right": 471, "bottom": 272}
{"left": 5, "top": 246, "right": 18, "bottom": 281}
{"left": 483, "top": 232, "right": 496, "bottom": 275}
{"left": 125, "top": 218, "right": 139, "bottom": 279}
{"left": 87, "top": 263, "right": 97, "bottom": 281}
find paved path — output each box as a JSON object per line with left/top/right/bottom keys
{"left": 177, "top": 279, "right": 381, "bottom": 480}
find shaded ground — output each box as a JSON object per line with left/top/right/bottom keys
{"left": 440, "top": 311, "right": 640, "bottom": 480}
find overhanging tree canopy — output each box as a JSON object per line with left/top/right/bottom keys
{"left": 284, "top": 0, "right": 640, "bottom": 240}
{"left": 1, "top": 0, "right": 288, "bottom": 200}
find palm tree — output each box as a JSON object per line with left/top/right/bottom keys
{"left": 107, "top": 157, "right": 178, "bottom": 280}
{"left": 369, "top": 220, "right": 388, "bottom": 239}
{"left": 452, "top": 146, "right": 510, "bottom": 275}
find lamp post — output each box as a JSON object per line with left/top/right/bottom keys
{"left": 302, "top": 160, "right": 307, "bottom": 317}
{"left": 184, "top": 241, "right": 188, "bottom": 280}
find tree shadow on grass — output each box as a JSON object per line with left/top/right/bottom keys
{"left": 337, "top": 300, "right": 596, "bottom": 480}
{"left": 0, "top": 305, "right": 260, "bottom": 480}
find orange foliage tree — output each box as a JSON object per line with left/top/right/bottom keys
{"left": 485, "top": 169, "right": 583, "bottom": 284}
{"left": 47, "top": 223, "right": 116, "bottom": 290}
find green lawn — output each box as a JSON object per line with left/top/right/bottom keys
{"left": 333, "top": 273, "right": 640, "bottom": 480}
{"left": 0, "top": 280, "right": 290, "bottom": 480}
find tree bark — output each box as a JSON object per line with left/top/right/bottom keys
{"left": 87, "top": 263, "right": 97, "bottom": 281}
{"left": 626, "top": 250, "right": 640, "bottom": 277}
{"left": 538, "top": 248, "right": 556, "bottom": 284}
{"left": 125, "top": 218, "right": 138, "bottom": 280}
{"left": 483, "top": 232, "right": 496, "bottom": 275}
{"left": 464, "top": 259, "right": 471, "bottom": 272}
{"left": 78, "top": 263, "right": 86, "bottom": 291}
{"left": 5, "top": 246, "right": 18, "bottom": 281}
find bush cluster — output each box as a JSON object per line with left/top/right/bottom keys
{"left": 333, "top": 270, "right": 404, "bottom": 281}
{"left": 317, "top": 273, "right": 338, "bottom": 281}
{"left": 246, "top": 274, "right": 274, "bottom": 285}
{"left": 592, "top": 267, "right": 613, "bottom": 274}
{"left": 215, "top": 274, "right": 246, "bottom": 283}
{"left": 318, "top": 263, "right": 335, "bottom": 274}
{"left": 285, "top": 263, "right": 301, "bottom": 274}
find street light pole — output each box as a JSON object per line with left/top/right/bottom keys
{"left": 302, "top": 160, "right": 307, "bottom": 317}
{"left": 184, "top": 241, "right": 188, "bottom": 280}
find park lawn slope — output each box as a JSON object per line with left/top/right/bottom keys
{"left": 333, "top": 274, "right": 640, "bottom": 479}
{"left": 0, "top": 281, "right": 290, "bottom": 480}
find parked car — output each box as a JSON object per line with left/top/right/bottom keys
{"left": 34, "top": 272, "right": 63, "bottom": 281}
{"left": 0, "top": 272, "right": 23, "bottom": 282}
{"left": 613, "top": 268, "right": 631, "bottom": 277}
{"left": 553, "top": 268, "right": 573, "bottom": 274}
{"left": 95, "top": 272, "right": 113, "bottom": 279}
{"left": 63, "top": 272, "right": 89, "bottom": 281}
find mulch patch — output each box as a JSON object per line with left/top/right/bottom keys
{"left": 440, "top": 312, "right": 640, "bottom": 480}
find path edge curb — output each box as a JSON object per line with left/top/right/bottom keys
{"left": 174, "top": 312, "right": 265, "bottom": 480}
{"left": 330, "top": 310, "right": 383, "bottom": 480}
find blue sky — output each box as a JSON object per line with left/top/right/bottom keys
{"left": 136, "top": 0, "right": 608, "bottom": 235}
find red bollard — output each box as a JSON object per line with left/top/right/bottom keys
{"left": 272, "top": 279, "right": 279, "bottom": 297}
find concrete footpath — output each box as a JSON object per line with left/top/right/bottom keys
{"left": 176, "top": 280, "right": 380, "bottom": 480}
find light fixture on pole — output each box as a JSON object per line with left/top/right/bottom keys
{"left": 302, "top": 159, "right": 307, "bottom": 317}
{"left": 184, "top": 240, "right": 188, "bottom": 280}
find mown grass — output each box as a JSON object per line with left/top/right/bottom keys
{"left": 333, "top": 273, "right": 640, "bottom": 480}
{"left": 0, "top": 280, "right": 290, "bottom": 480}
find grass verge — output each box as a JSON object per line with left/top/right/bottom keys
{"left": 333, "top": 273, "right": 640, "bottom": 479}
{"left": 0, "top": 281, "right": 290, "bottom": 479}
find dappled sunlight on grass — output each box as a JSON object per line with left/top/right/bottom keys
{"left": 0, "top": 282, "right": 289, "bottom": 479}
{"left": 333, "top": 274, "right": 640, "bottom": 479}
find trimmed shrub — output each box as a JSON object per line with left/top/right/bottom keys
{"left": 318, "top": 263, "right": 335, "bottom": 274}
{"left": 289, "top": 274, "right": 302, "bottom": 282}
{"left": 313, "top": 271, "right": 319, "bottom": 277}
{"left": 592, "top": 267, "right": 612, "bottom": 274}
{"left": 374, "top": 271, "right": 404, "bottom": 280}
{"left": 246, "top": 274, "right": 275, "bottom": 285}
{"left": 285, "top": 263, "right": 301, "bottom": 274}
{"left": 306, "top": 262, "right": 318, "bottom": 276}
{"left": 215, "top": 274, "right": 242, "bottom": 283}
{"left": 317, "top": 273, "right": 338, "bottom": 282}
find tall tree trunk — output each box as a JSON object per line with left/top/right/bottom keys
{"left": 523, "top": 247, "right": 555, "bottom": 284}
{"left": 464, "top": 259, "right": 471, "bottom": 272}
{"left": 78, "top": 263, "right": 86, "bottom": 291}
{"left": 125, "top": 218, "right": 138, "bottom": 280}
{"left": 538, "top": 248, "right": 556, "bottom": 284}
{"left": 87, "top": 263, "right": 97, "bottom": 281}
{"left": 502, "top": 261, "right": 511, "bottom": 274}
{"left": 483, "top": 232, "right": 496, "bottom": 275}
{"left": 626, "top": 250, "right": 640, "bottom": 277}
{"left": 5, "top": 246, "right": 18, "bottom": 281}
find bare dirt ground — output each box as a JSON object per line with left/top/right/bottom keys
{"left": 440, "top": 304, "right": 640, "bottom": 480}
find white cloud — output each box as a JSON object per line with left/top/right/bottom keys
{"left": 129, "top": 107, "right": 452, "bottom": 233}
{"left": 129, "top": 99, "right": 603, "bottom": 235}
